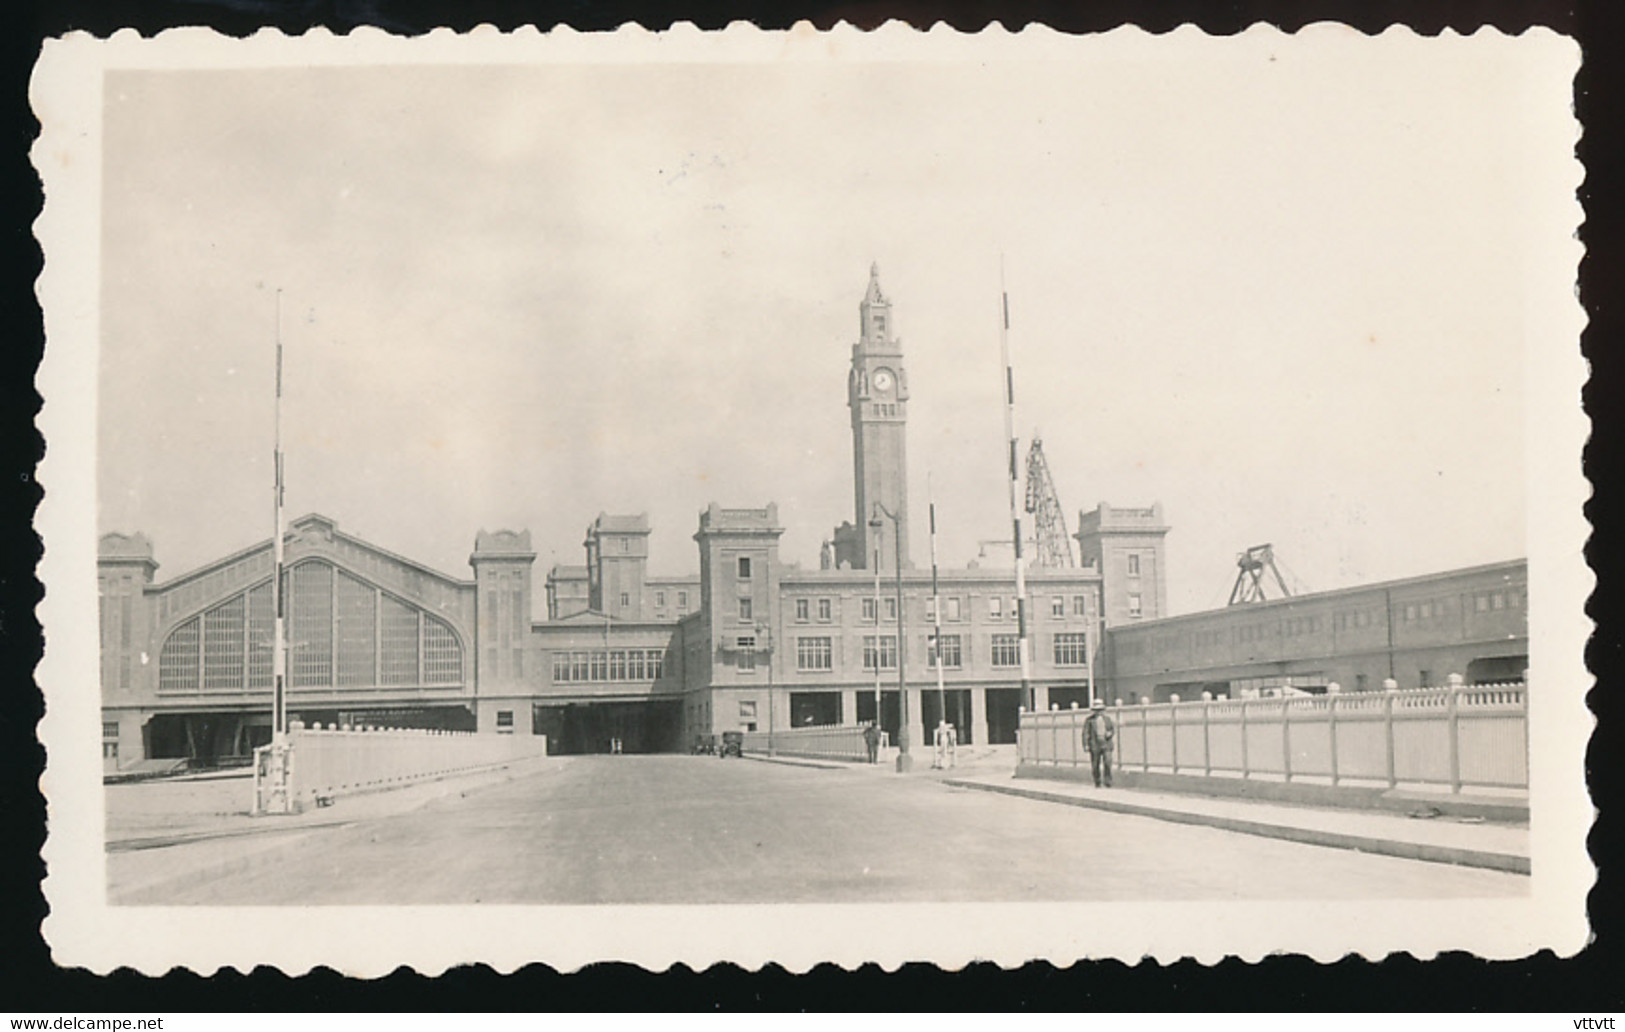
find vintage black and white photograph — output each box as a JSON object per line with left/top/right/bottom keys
{"left": 33, "top": 24, "right": 1587, "bottom": 972}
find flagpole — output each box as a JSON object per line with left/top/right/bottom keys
{"left": 272, "top": 289, "right": 287, "bottom": 744}
{"left": 929, "top": 479, "right": 949, "bottom": 767}
{"left": 998, "top": 259, "right": 1034, "bottom": 714}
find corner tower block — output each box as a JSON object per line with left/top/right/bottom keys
{"left": 1075, "top": 502, "right": 1170, "bottom": 627}
{"left": 470, "top": 529, "right": 536, "bottom": 691}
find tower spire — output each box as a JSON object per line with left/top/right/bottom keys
{"left": 835, "top": 263, "right": 911, "bottom": 571}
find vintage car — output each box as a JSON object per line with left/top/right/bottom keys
{"left": 718, "top": 730, "right": 744, "bottom": 758}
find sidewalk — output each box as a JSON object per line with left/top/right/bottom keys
{"left": 106, "top": 753, "right": 564, "bottom": 901}
{"left": 943, "top": 772, "right": 1530, "bottom": 875}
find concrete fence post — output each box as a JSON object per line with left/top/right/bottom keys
{"left": 1069, "top": 702, "right": 1079, "bottom": 768}
{"left": 1327, "top": 683, "right": 1341, "bottom": 786}
{"left": 1141, "top": 699, "right": 1150, "bottom": 772}
{"left": 1239, "top": 697, "right": 1250, "bottom": 780}
{"left": 1281, "top": 699, "right": 1293, "bottom": 783}
{"left": 1384, "top": 685, "right": 1397, "bottom": 788}
{"left": 1169, "top": 695, "right": 1180, "bottom": 773}
{"left": 1447, "top": 680, "right": 1462, "bottom": 794}
{"left": 1201, "top": 693, "right": 1212, "bottom": 775}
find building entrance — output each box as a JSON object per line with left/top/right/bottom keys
{"left": 533, "top": 700, "right": 683, "bottom": 755}
{"left": 984, "top": 687, "right": 1022, "bottom": 745}
{"left": 853, "top": 690, "right": 902, "bottom": 747}
{"left": 919, "top": 688, "right": 973, "bottom": 746}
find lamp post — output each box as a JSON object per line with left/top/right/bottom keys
{"left": 871, "top": 502, "right": 911, "bottom": 772}
{"left": 757, "top": 622, "right": 775, "bottom": 756}
{"left": 872, "top": 541, "right": 882, "bottom": 746}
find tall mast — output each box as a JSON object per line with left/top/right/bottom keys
{"left": 271, "top": 290, "right": 287, "bottom": 742}
{"left": 998, "top": 260, "right": 1034, "bottom": 712}
{"left": 928, "top": 481, "right": 946, "bottom": 732}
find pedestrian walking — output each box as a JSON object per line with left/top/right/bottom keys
{"left": 862, "top": 721, "right": 881, "bottom": 764}
{"left": 1084, "top": 698, "right": 1115, "bottom": 787}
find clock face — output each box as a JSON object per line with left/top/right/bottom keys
{"left": 872, "top": 370, "right": 894, "bottom": 393}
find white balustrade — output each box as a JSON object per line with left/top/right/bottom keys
{"left": 1018, "top": 681, "right": 1528, "bottom": 794}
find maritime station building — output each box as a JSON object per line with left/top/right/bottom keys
{"left": 97, "top": 267, "right": 1527, "bottom": 768}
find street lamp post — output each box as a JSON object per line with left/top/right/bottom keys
{"left": 871, "top": 503, "right": 911, "bottom": 772}
{"left": 757, "top": 622, "right": 775, "bottom": 756}
{"left": 872, "top": 542, "right": 883, "bottom": 752}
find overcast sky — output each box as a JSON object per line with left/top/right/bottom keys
{"left": 97, "top": 36, "right": 1545, "bottom": 617}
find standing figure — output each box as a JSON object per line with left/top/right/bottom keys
{"left": 862, "top": 721, "right": 881, "bottom": 764}
{"left": 1084, "top": 699, "right": 1116, "bottom": 788}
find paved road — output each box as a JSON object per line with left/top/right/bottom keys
{"left": 120, "top": 755, "right": 1527, "bottom": 905}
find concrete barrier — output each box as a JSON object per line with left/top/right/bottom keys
{"left": 739, "top": 723, "right": 887, "bottom": 763}
{"left": 254, "top": 723, "right": 549, "bottom": 813}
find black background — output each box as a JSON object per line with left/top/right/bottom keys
{"left": 3, "top": 0, "right": 1618, "bottom": 1012}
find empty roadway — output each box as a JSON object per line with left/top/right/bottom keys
{"left": 116, "top": 754, "right": 1527, "bottom": 905}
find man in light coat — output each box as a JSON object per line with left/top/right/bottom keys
{"left": 1083, "top": 699, "right": 1116, "bottom": 788}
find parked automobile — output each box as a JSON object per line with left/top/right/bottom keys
{"left": 718, "top": 730, "right": 744, "bottom": 758}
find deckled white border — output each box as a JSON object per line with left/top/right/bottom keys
{"left": 33, "top": 22, "right": 1590, "bottom": 975}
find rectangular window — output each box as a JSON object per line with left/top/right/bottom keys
{"left": 496, "top": 710, "right": 514, "bottom": 731}
{"left": 1053, "top": 632, "right": 1089, "bottom": 666}
{"left": 1476, "top": 594, "right": 1489, "bottom": 612}
{"left": 884, "top": 597, "right": 897, "bottom": 622}
{"left": 991, "top": 634, "right": 1020, "bottom": 667}
{"left": 990, "top": 597, "right": 1002, "bottom": 620}
{"left": 818, "top": 598, "right": 832, "bottom": 622}
{"left": 646, "top": 649, "right": 664, "bottom": 680}
{"left": 1127, "top": 594, "right": 1143, "bottom": 618}
{"left": 609, "top": 650, "right": 627, "bottom": 680}
{"left": 571, "top": 651, "right": 589, "bottom": 681}
{"left": 1420, "top": 670, "right": 1432, "bottom": 688}
{"left": 797, "top": 636, "right": 833, "bottom": 671}
{"left": 736, "top": 635, "right": 756, "bottom": 671}
{"left": 795, "top": 598, "right": 809, "bottom": 622}
{"left": 862, "top": 597, "right": 877, "bottom": 623}
{"left": 930, "top": 633, "right": 962, "bottom": 669}
{"left": 1509, "top": 590, "right": 1522, "bottom": 608}
{"left": 1356, "top": 674, "right": 1369, "bottom": 692}
{"left": 619, "top": 591, "right": 630, "bottom": 609}
{"left": 1493, "top": 592, "right": 1506, "bottom": 610}
{"left": 589, "top": 652, "right": 607, "bottom": 681}
{"left": 102, "top": 721, "right": 119, "bottom": 739}
{"left": 739, "top": 700, "right": 757, "bottom": 719}
{"left": 947, "top": 597, "right": 962, "bottom": 622}
{"left": 656, "top": 590, "right": 666, "bottom": 607}
{"left": 737, "top": 556, "right": 752, "bottom": 579}
{"left": 678, "top": 591, "right": 688, "bottom": 609}
{"left": 1073, "top": 595, "right": 1087, "bottom": 616}
{"left": 738, "top": 597, "right": 753, "bottom": 622}
{"left": 862, "top": 635, "right": 899, "bottom": 671}
{"left": 1127, "top": 554, "right": 1141, "bottom": 576}
{"left": 1051, "top": 597, "right": 1065, "bottom": 618}
{"left": 553, "top": 652, "right": 570, "bottom": 683}
{"left": 1404, "top": 604, "right": 1417, "bottom": 621}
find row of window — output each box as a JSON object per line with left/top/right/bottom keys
{"left": 786, "top": 632, "right": 1089, "bottom": 672}
{"left": 786, "top": 594, "right": 1096, "bottom": 625}
{"left": 158, "top": 561, "right": 463, "bottom": 693}
{"left": 550, "top": 648, "right": 668, "bottom": 683}
{"left": 1122, "top": 586, "right": 1529, "bottom": 659}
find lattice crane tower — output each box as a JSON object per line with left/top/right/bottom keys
{"left": 1024, "top": 436, "right": 1075, "bottom": 568}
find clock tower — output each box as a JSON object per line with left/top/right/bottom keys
{"left": 842, "top": 262, "right": 911, "bottom": 571}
